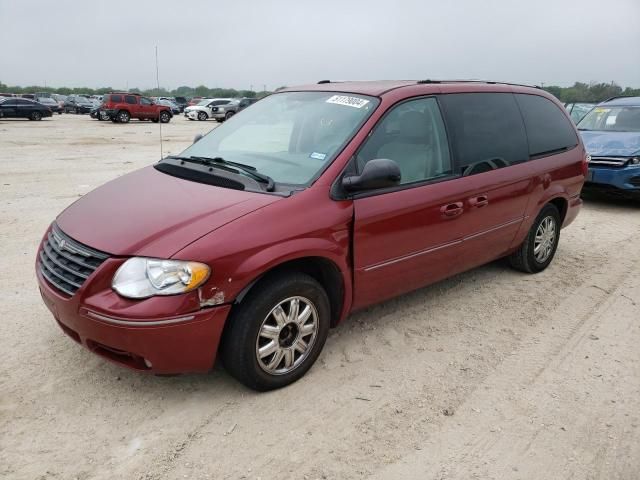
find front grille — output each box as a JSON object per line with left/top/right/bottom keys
{"left": 38, "top": 223, "right": 109, "bottom": 296}
{"left": 589, "top": 156, "right": 628, "bottom": 168}
{"left": 630, "top": 176, "right": 640, "bottom": 187}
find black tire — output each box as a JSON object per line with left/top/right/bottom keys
{"left": 225, "top": 111, "right": 234, "bottom": 121}
{"left": 221, "top": 272, "right": 330, "bottom": 391}
{"left": 74, "top": 107, "right": 79, "bottom": 114}
{"left": 197, "top": 111, "right": 207, "bottom": 121}
{"left": 31, "top": 111, "right": 42, "bottom": 121}
{"left": 509, "top": 203, "right": 561, "bottom": 273}
{"left": 151, "top": 118, "right": 159, "bottom": 123}
{"left": 116, "top": 110, "right": 130, "bottom": 123}
{"left": 159, "top": 111, "right": 171, "bottom": 123}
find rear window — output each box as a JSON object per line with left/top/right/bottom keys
{"left": 515, "top": 94, "right": 578, "bottom": 156}
{"left": 439, "top": 93, "right": 529, "bottom": 172}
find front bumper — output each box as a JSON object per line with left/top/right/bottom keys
{"left": 586, "top": 165, "right": 640, "bottom": 195}
{"left": 36, "top": 245, "right": 231, "bottom": 374}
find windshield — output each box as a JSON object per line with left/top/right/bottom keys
{"left": 578, "top": 105, "right": 640, "bottom": 132}
{"left": 197, "top": 100, "right": 211, "bottom": 106}
{"left": 38, "top": 98, "right": 56, "bottom": 104}
{"left": 180, "top": 91, "right": 379, "bottom": 185}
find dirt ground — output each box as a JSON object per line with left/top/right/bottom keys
{"left": 1, "top": 114, "right": 639, "bottom": 480}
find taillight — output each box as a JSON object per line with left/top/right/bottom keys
{"left": 582, "top": 153, "right": 590, "bottom": 177}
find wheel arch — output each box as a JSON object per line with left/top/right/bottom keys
{"left": 548, "top": 196, "right": 568, "bottom": 224}
{"left": 233, "top": 256, "right": 346, "bottom": 328}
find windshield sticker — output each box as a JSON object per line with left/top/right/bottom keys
{"left": 326, "top": 95, "right": 370, "bottom": 109}
{"left": 309, "top": 152, "right": 327, "bottom": 161}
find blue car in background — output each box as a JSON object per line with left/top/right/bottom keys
{"left": 578, "top": 96, "right": 640, "bottom": 199}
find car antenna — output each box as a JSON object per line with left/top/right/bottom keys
{"left": 155, "top": 45, "right": 163, "bottom": 159}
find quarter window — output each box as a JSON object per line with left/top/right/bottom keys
{"left": 356, "top": 97, "right": 452, "bottom": 185}
{"left": 439, "top": 93, "right": 529, "bottom": 175}
{"left": 515, "top": 94, "right": 578, "bottom": 156}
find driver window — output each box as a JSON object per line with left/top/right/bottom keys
{"left": 356, "top": 97, "right": 452, "bottom": 185}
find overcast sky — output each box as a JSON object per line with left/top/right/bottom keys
{"left": 1, "top": 0, "right": 639, "bottom": 91}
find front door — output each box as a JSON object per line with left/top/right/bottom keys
{"left": 139, "top": 97, "right": 154, "bottom": 119}
{"left": 352, "top": 97, "right": 470, "bottom": 309}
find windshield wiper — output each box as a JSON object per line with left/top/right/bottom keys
{"left": 166, "top": 156, "right": 275, "bottom": 192}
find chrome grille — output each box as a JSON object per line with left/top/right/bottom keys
{"left": 38, "top": 223, "right": 109, "bottom": 296}
{"left": 589, "top": 156, "right": 628, "bottom": 168}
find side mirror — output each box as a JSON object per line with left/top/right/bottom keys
{"left": 193, "top": 133, "right": 204, "bottom": 144}
{"left": 342, "top": 158, "right": 401, "bottom": 192}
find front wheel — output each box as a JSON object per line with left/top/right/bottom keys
{"left": 221, "top": 273, "right": 330, "bottom": 391}
{"left": 159, "top": 111, "right": 171, "bottom": 123}
{"left": 30, "top": 111, "right": 42, "bottom": 121}
{"left": 197, "top": 111, "right": 207, "bottom": 121}
{"left": 509, "top": 203, "right": 561, "bottom": 273}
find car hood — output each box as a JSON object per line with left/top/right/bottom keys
{"left": 56, "top": 166, "right": 280, "bottom": 258}
{"left": 186, "top": 106, "right": 207, "bottom": 112}
{"left": 580, "top": 130, "right": 640, "bottom": 157}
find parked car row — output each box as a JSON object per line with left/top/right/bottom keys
{"left": 184, "top": 97, "right": 257, "bottom": 121}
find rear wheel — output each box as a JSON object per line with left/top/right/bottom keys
{"left": 224, "top": 111, "right": 234, "bottom": 121}
{"left": 116, "top": 110, "right": 130, "bottom": 123}
{"left": 197, "top": 111, "right": 207, "bottom": 121}
{"left": 221, "top": 272, "right": 330, "bottom": 391}
{"left": 30, "top": 111, "right": 42, "bottom": 121}
{"left": 509, "top": 203, "right": 561, "bottom": 273}
{"left": 159, "top": 111, "right": 171, "bottom": 123}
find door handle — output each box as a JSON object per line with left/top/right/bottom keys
{"left": 440, "top": 202, "right": 464, "bottom": 218}
{"left": 468, "top": 194, "right": 489, "bottom": 208}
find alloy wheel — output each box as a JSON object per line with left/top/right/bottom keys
{"left": 534, "top": 216, "right": 556, "bottom": 263}
{"left": 255, "top": 296, "right": 319, "bottom": 375}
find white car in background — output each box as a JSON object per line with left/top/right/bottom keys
{"left": 185, "top": 98, "right": 234, "bottom": 121}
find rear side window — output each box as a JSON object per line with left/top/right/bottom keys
{"left": 439, "top": 93, "right": 529, "bottom": 174}
{"left": 515, "top": 94, "right": 578, "bottom": 156}
{"left": 110, "top": 95, "right": 123, "bottom": 103}
{"left": 125, "top": 95, "right": 137, "bottom": 104}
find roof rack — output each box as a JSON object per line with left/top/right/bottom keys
{"left": 417, "top": 79, "right": 541, "bottom": 89}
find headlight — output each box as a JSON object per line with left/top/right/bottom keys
{"left": 630, "top": 157, "right": 640, "bottom": 165}
{"left": 112, "top": 257, "right": 210, "bottom": 299}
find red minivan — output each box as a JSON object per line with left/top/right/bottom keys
{"left": 36, "top": 81, "right": 586, "bottom": 390}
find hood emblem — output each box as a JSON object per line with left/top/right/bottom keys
{"left": 58, "top": 238, "right": 66, "bottom": 250}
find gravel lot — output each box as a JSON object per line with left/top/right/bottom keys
{"left": 1, "top": 114, "right": 639, "bottom": 480}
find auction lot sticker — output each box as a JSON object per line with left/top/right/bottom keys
{"left": 326, "top": 95, "right": 370, "bottom": 108}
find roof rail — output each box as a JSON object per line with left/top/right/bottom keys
{"left": 317, "top": 80, "right": 331, "bottom": 84}
{"left": 417, "top": 79, "right": 541, "bottom": 89}
{"left": 601, "top": 95, "right": 635, "bottom": 103}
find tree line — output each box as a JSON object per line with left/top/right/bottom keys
{"left": 1, "top": 81, "right": 638, "bottom": 103}
{"left": 0, "top": 82, "right": 269, "bottom": 99}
